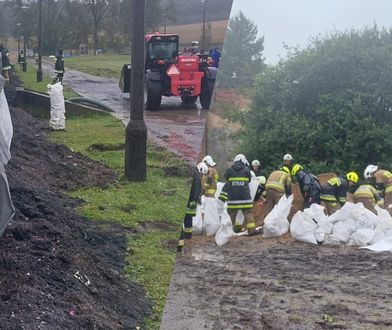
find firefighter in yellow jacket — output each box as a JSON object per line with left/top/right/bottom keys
{"left": 202, "top": 155, "right": 219, "bottom": 197}
{"left": 353, "top": 184, "right": 382, "bottom": 214}
{"left": 264, "top": 167, "right": 292, "bottom": 217}
{"left": 364, "top": 165, "right": 392, "bottom": 214}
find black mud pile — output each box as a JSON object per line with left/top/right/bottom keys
{"left": 0, "top": 108, "right": 151, "bottom": 329}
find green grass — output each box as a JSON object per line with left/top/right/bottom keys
{"left": 49, "top": 114, "right": 189, "bottom": 329}
{"left": 15, "top": 64, "right": 78, "bottom": 99}
{"left": 64, "top": 54, "right": 130, "bottom": 79}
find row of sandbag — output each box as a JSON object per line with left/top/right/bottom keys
{"left": 291, "top": 202, "right": 392, "bottom": 251}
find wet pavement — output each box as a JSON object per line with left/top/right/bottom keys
{"left": 41, "top": 61, "right": 207, "bottom": 163}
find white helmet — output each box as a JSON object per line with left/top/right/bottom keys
{"left": 251, "top": 159, "right": 260, "bottom": 166}
{"left": 283, "top": 154, "right": 293, "bottom": 161}
{"left": 196, "top": 162, "right": 208, "bottom": 175}
{"left": 202, "top": 155, "right": 216, "bottom": 167}
{"left": 364, "top": 164, "right": 378, "bottom": 180}
{"left": 257, "top": 176, "right": 266, "bottom": 185}
{"left": 234, "top": 154, "right": 249, "bottom": 166}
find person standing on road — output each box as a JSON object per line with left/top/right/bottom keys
{"left": 364, "top": 165, "right": 392, "bottom": 214}
{"left": 353, "top": 183, "right": 382, "bottom": 214}
{"left": 320, "top": 172, "right": 359, "bottom": 215}
{"left": 218, "top": 154, "right": 259, "bottom": 235}
{"left": 264, "top": 167, "right": 292, "bottom": 217}
{"left": 291, "top": 164, "right": 321, "bottom": 208}
{"left": 177, "top": 162, "right": 205, "bottom": 252}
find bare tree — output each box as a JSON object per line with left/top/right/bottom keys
{"left": 83, "top": 0, "right": 108, "bottom": 53}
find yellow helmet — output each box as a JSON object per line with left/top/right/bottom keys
{"left": 291, "top": 164, "right": 303, "bottom": 176}
{"left": 280, "top": 166, "right": 290, "bottom": 174}
{"left": 346, "top": 171, "right": 359, "bottom": 183}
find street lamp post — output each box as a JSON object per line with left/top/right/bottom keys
{"left": 21, "top": 5, "right": 28, "bottom": 72}
{"left": 201, "top": 0, "right": 208, "bottom": 53}
{"left": 37, "top": 0, "right": 43, "bottom": 82}
{"left": 124, "top": 0, "right": 147, "bottom": 181}
{"left": 163, "top": 13, "right": 167, "bottom": 33}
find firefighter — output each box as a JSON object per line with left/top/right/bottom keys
{"left": 177, "top": 162, "right": 205, "bottom": 252}
{"left": 18, "top": 50, "right": 25, "bottom": 71}
{"left": 364, "top": 165, "right": 392, "bottom": 214}
{"left": 251, "top": 159, "right": 266, "bottom": 177}
{"left": 202, "top": 155, "right": 219, "bottom": 197}
{"left": 320, "top": 172, "right": 359, "bottom": 215}
{"left": 264, "top": 167, "right": 292, "bottom": 217}
{"left": 282, "top": 153, "right": 294, "bottom": 171}
{"left": 291, "top": 164, "right": 321, "bottom": 208}
{"left": 54, "top": 49, "right": 65, "bottom": 83}
{"left": 353, "top": 183, "right": 382, "bottom": 215}
{"left": 0, "top": 44, "right": 11, "bottom": 81}
{"left": 218, "top": 154, "right": 259, "bottom": 235}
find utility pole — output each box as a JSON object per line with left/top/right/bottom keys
{"left": 201, "top": 0, "right": 208, "bottom": 53}
{"left": 37, "top": 0, "right": 43, "bottom": 82}
{"left": 163, "top": 13, "right": 167, "bottom": 33}
{"left": 124, "top": 0, "right": 147, "bottom": 181}
{"left": 21, "top": 4, "right": 28, "bottom": 72}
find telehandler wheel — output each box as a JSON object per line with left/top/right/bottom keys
{"left": 144, "top": 80, "right": 162, "bottom": 111}
{"left": 200, "top": 78, "right": 215, "bottom": 110}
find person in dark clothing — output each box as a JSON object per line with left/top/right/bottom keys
{"left": 54, "top": 49, "right": 65, "bottom": 83}
{"left": 0, "top": 44, "right": 11, "bottom": 80}
{"left": 320, "top": 172, "right": 359, "bottom": 215}
{"left": 218, "top": 154, "right": 259, "bottom": 235}
{"left": 211, "top": 47, "right": 221, "bottom": 68}
{"left": 291, "top": 164, "right": 321, "bottom": 208}
{"left": 177, "top": 162, "right": 205, "bottom": 252}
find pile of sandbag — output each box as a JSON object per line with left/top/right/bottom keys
{"left": 290, "top": 202, "right": 392, "bottom": 250}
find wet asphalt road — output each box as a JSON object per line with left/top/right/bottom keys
{"left": 42, "top": 61, "right": 207, "bottom": 163}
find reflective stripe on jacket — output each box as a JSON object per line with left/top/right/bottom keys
{"left": 354, "top": 184, "right": 377, "bottom": 202}
{"left": 320, "top": 176, "right": 348, "bottom": 204}
{"left": 266, "top": 170, "right": 291, "bottom": 194}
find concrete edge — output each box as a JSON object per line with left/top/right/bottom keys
{"left": 15, "top": 89, "right": 109, "bottom": 119}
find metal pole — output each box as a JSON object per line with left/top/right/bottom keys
{"left": 202, "top": 0, "right": 207, "bottom": 52}
{"left": 37, "top": 0, "right": 43, "bottom": 82}
{"left": 23, "top": 31, "right": 27, "bottom": 72}
{"left": 164, "top": 14, "right": 167, "bottom": 33}
{"left": 124, "top": 0, "right": 147, "bottom": 181}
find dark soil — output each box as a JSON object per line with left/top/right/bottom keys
{"left": 1, "top": 108, "right": 151, "bottom": 329}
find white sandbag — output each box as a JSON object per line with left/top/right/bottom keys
{"left": 203, "top": 197, "right": 220, "bottom": 236}
{"left": 315, "top": 218, "right": 334, "bottom": 243}
{"left": 370, "top": 206, "right": 392, "bottom": 244}
{"left": 48, "top": 82, "right": 66, "bottom": 130}
{"left": 324, "top": 218, "right": 356, "bottom": 246}
{"left": 215, "top": 211, "right": 234, "bottom": 246}
{"left": 215, "top": 182, "right": 225, "bottom": 199}
{"left": 192, "top": 205, "right": 203, "bottom": 235}
{"left": 235, "top": 210, "right": 244, "bottom": 225}
{"left": 263, "top": 195, "right": 293, "bottom": 238}
{"left": 290, "top": 210, "right": 318, "bottom": 245}
{"left": 347, "top": 228, "right": 375, "bottom": 246}
{"left": 350, "top": 203, "right": 379, "bottom": 230}
{"left": 361, "top": 237, "right": 392, "bottom": 252}
{"left": 0, "top": 89, "right": 12, "bottom": 162}
{"left": 249, "top": 178, "right": 259, "bottom": 201}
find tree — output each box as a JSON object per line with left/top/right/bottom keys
{"left": 83, "top": 0, "right": 109, "bottom": 53}
{"left": 219, "top": 11, "right": 265, "bottom": 88}
{"left": 234, "top": 26, "right": 392, "bottom": 175}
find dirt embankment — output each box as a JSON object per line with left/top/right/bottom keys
{"left": 1, "top": 108, "right": 151, "bottom": 329}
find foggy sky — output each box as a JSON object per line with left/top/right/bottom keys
{"left": 231, "top": 0, "right": 392, "bottom": 64}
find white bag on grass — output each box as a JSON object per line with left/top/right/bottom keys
{"left": 48, "top": 82, "right": 66, "bottom": 130}
{"left": 290, "top": 210, "right": 318, "bottom": 245}
{"left": 315, "top": 218, "right": 334, "bottom": 243}
{"left": 203, "top": 197, "right": 220, "bottom": 236}
{"left": 263, "top": 195, "right": 293, "bottom": 238}
{"left": 215, "top": 211, "right": 234, "bottom": 246}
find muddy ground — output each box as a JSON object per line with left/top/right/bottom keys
{"left": 1, "top": 107, "right": 151, "bottom": 329}
{"left": 162, "top": 235, "right": 392, "bottom": 330}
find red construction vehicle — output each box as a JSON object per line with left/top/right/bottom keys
{"left": 119, "top": 33, "right": 217, "bottom": 110}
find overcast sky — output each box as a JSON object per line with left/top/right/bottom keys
{"left": 231, "top": 0, "right": 392, "bottom": 64}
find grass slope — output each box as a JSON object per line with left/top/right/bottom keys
{"left": 64, "top": 54, "right": 130, "bottom": 80}
{"left": 15, "top": 64, "right": 78, "bottom": 99}
{"left": 50, "top": 115, "right": 189, "bottom": 329}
